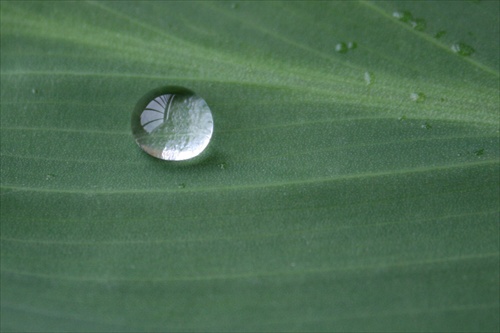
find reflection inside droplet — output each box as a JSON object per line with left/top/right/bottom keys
{"left": 131, "top": 86, "right": 214, "bottom": 161}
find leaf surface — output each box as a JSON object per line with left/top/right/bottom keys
{"left": 1, "top": 1, "right": 499, "bottom": 331}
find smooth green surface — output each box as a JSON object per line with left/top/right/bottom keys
{"left": 1, "top": 1, "right": 499, "bottom": 331}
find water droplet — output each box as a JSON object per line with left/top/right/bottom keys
{"left": 347, "top": 41, "right": 357, "bottom": 50}
{"left": 409, "top": 18, "right": 426, "bottom": 31}
{"left": 230, "top": 3, "right": 238, "bottom": 9}
{"left": 131, "top": 86, "right": 214, "bottom": 161}
{"left": 421, "top": 121, "right": 432, "bottom": 129}
{"left": 290, "top": 262, "right": 296, "bottom": 268}
{"left": 31, "top": 88, "right": 39, "bottom": 94}
{"left": 434, "top": 30, "right": 447, "bottom": 39}
{"left": 398, "top": 115, "right": 407, "bottom": 121}
{"left": 474, "top": 148, "right": 484, "bottom": 156}
{"left": 393, "top": 11, "right": 425, "bottom": 31}
{"left": 410, "top": 92, "right": 426, "bottom": 103}
{"left": 335, "top": 42, "right": 348, "bottom": 54}
{"left": 451, "top": 42, "right": 475, "bottom": 56}
{"left": 393, "top": 11, "right": 413, "bottom": 23}
{"left": 364, "top": 71, "right": 373, "bottom": 85}
{"left": 177, "top": 183, "right": 186, "bottom": 189}
{"left": 218, "top": 162, "right": 227, "bottom": 170}
{"left": 45, "top": 174, "right": 55, "bottom": 180}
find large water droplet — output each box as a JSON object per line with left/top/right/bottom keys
{"left": 451, "top": 42, "right": 475, "bottom": 56}
{"left": 131, "top": 86, "right": 214, "bottom": 161}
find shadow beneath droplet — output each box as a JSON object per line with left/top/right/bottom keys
{"left": 142, "top": 145, "right": 226, "bottom": 172}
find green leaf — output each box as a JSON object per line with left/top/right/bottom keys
{"left": 1, "top": 1, "right": 499, "bottom": 331}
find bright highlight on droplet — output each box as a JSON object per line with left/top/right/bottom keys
{"left": 131, "top": 86, "right": 214, "bottom": 161}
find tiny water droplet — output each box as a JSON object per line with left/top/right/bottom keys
{"left": 347, "top": 41, "right": 357, "bottom": 49}
{"left": 474, "top": 148, "right": 484, "bottom": 156}
{"left": 31, "top": 88, "right": 39, "bottom": 94}
{"left": 410, "top": 92, "right": 426, "bottom": 103}
{"left": 131, "top": 86, "right": 214, "bottom": 161}
{"left": 398, "top": 115, "right": 407, "bottom": 121}
{"left": 421, "top": 121, "right": 432, "bottom": 129}
{"left": 218, "top": 162, "right": 227, "bottom": 170}
{"left": 451, "top": 42, "right": 475, "bottom": 56}
{"left": 178, "top": 183, "right": 186, "bottom": 189}
{"left": 230, "top": 3, "right": 238, "bottom": 9}
{"left": 409, "top": 18, "right": 426, "bottom": 31}
{"left": 434, "top": 30, "right": 447, "bottom": 39}
{"left": 45, "top": 174, "right": 55, "bottom": 180}
{"left": 393, "top": 11, "right": 413, "bottom": 23}
{"left": 393, "top": 11, "right": 425, "bottom": 31}
{"left": 290, "top": 262, "right": 296, "bottom": 268}
{"left": 364, "top": 71, "right": 373, "bottom": 85}
{"left": 335, "top": 42, "right": 348, "bottom": 53}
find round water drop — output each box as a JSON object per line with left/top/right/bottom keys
{"left": 335, "top": 42, "right": 348, "bottom": 53}
{"left": 393, "top": 11, "right": 413, "bottom": 23}
{"left": 131, "top": 86, "right": 214, "bottom": 161}
{"left": 410, "top": 18, "right": 426, "bottom": 31}
{"left": 451, "top": 42, "right": 475, "bottom": 56}
{"left": 410, "top": 92, "right": 426, "bottom": 103}
{"left": 421, "top": 121, "right": 432, "bottom": 130}
{"left": 347, "top": 41, "right": 357, "bottom": 50}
